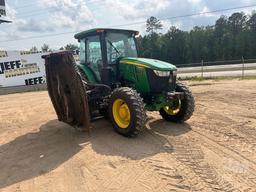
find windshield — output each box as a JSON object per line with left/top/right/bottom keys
{"left": 106, "top": 32, "right": 138, "bottom": 63}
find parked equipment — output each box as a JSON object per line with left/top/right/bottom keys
{"left": 43, "top": 28, "right": 195, "bottom": 136}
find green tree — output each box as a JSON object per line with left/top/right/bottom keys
{"left": 246, "top": 12, "right": 256, "bottom": 58}
{"left": 30, "top": 46, "right": 38, "bottom": 52}
{"left": 146, "top": 16, "right": 163, "bottom": 34}
{"left": 65, "top": 44, "right": 79, "bottom": 51}
{"left": 247, "top": 12, "right": 256, "bottom": 31}
{"left": 215, "top": 16, "right": 228, "bottom": 38}
{"left": 139, "top": 11, "right": 256, "bottom": 64}
{"left": 41, "top": 44, "right": 50, "bottom": 52}
{"left": 228, "top": 12, "right": 247, "bottom": 35}
{"left": 162, "top": 26, "right": 188, "bottom": 64}
{"left": 214, "top": 16, "right": 228, "bottom": 60}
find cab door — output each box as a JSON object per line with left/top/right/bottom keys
{"left": 85, "top": 35, "right": 103, "bottom": 81}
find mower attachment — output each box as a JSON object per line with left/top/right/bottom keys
{"left": 42, "top": 51, "right": 91, "bottom": 131}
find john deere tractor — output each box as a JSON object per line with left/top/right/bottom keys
{"left": 67, "top": 28, "right": 195, "bottom": 136}
{"left": 44, "top": 28, "right": 195, "bottom": 137}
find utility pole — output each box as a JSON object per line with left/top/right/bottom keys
{"left": 242, "top": 56, "right": 245, "bottom": 79}
{"left": 0, "top": 0, "right": 11, "bottom": 24}
{"left": 201, "top": 60, "right": 204, "bottom": 78}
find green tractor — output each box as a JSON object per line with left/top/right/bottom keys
{"left": 71, "top": 28, "right": 195, "bottom": 137}
{"left": 44, "top": 28, "right": 195, "bottom": 137}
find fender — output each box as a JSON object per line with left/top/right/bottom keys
{"left": 77, "top": 64, "right": 98, "bottom": 83}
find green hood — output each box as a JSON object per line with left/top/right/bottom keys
{"left": 120, "top": 57, "right": 177, "bottom": 71}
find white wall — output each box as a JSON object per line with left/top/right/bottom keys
{"left": 0, "top": 51, "right": 47, "bottom": 87}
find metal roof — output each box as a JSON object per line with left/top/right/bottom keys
{"left": 74, "top": 28, "right": 139, "bottom": 39}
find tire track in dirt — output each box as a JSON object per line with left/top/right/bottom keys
{"left": 146, "top": 122, "right": 244, "bottom": 192}
{"left": 193, "top": 102, "right": 256, "bottom": 165}
{"left": 78, "top": 123, "right": 184, "bottom": 192}
{"left": 87, "top": 123, "right": 198, "bottom": 192}
{"left": 145, "top": 131, "right": 234, "bottom": 191}
{"left": 209, "top": 112, "right": 256, "bottom": 141}
{"left": 1, "top": 80, "right": 256, "bottom": 192}
{"left": 194, "top": 123, "right": 256, "bottom": 165}
{"left": 171, "top": 137, "right": 237, "bottom": 192}
{"left": 141, "top": 158, "right": 194, "bottom": 191}
{"left": 190, "top": 129, "right": 256, "bottom": 191}
{"left": 143, "top": 128, "right": 208, "bottom": 191}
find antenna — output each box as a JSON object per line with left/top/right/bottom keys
{"left": 0, "top": 0, "right": 11, "bottom": 24}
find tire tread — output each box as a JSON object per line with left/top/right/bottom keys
{"left": 109, "top": 87, "right": 147, "bottom": 137}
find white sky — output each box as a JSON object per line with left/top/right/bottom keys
{"left": 0, "top": 0, "right": 255, "bottom": 51}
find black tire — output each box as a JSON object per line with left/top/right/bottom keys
{"left": 109, "top": 87, "right": 147, "bottom": 137}
{"left": 160, "top": 82, "right": 195, "bottom": 123}
{"left": 78, "top": 68, "right": 88, "bottom": 82}
{"left": 78, "top": 68, "right": 91, "bottom": 89}
{"left": 99, "top": 108, "right": 109, "bottom": 119}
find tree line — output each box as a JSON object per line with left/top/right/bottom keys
{"left": 29, "top": 11, "right": 256, "bottom": 65}
{"left": 29, "top": 43, "right": 79, "bottom": 53}
{"left": 137, "top": 12, "right": 256, "bottom": 65}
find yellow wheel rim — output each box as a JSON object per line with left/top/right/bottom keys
{"left": 163, "top": 99, "right": 181, "bottom": 115}
{"left": 112, "top": 99, "right": 131, "bottom": 128}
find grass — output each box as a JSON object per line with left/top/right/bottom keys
{"left": 179, "top": 76, "right": 256, "bottom": 81}
{"left": 239, "top": 76, "right": 256, "bottom": 80}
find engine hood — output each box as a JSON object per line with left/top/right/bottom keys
{"left": 120, "top": 57, "right": 177, "bottom": 71}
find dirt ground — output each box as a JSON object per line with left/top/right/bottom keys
{"left": 0, "top": 79, "right": 255, "bottom": 192}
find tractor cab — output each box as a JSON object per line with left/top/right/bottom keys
{"left": 75, "top": 28, "right": 139, "bottom": 85}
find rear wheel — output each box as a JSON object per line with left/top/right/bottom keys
{"left": 109, "top": 87, "right": 147, "bottom": 137}
{"left": 78, "top": 68, "right": 89, "bottom": 85}
{"left": 160, "top": 82, "right": 194, "bottom": 123}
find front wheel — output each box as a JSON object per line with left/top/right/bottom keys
{"left": 109, "top": 87, "right": 147, "bottom": 137}
{"left": 160, "top": 82, "right": 195, "bottom": 123}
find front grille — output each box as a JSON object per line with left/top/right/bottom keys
{"left": 146, "top": 69, "right": 175, "bottom": 93}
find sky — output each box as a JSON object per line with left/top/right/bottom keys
{"left": 0, "top": 0, "right": 255, "bottom": 51}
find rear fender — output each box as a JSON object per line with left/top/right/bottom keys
{"left": 77, "top": 64, "right": 98, "bottom": 83}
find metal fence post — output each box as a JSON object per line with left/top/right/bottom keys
{"left": 242, "top": 56, "right": 245, "bottom": 79}
{"left": 201, "top": 60, "right": 204, "bottom": 78}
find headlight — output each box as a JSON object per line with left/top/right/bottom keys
{"left": 153, "top": 70, "right": 170, "bottom": 77}
{"left": 169, "top": 75, "right": 173, "bottom": 83}
{"left": 173, "top": 70, "right": 177, "bottom": 77}
{"left": 169, "top": 70, "right": 177, "bottom": 84}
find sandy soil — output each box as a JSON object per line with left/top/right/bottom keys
{"left": 0, "top": 79, "right": 256, "bottom": 192}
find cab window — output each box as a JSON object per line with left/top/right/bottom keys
{"left": 79, "top": 39, "right": 86, "bottom": 64}
{"left": 106, "top": 32, "right": 138, "bottom": 64}
{"left": 86, "top": 36, "right": 103, "bottom": 80}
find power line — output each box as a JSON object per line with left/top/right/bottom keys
{"left": 13, "top": 2, "right": 40, "bottom": 10}
{"left": 111, "top": 4, "right": 256, "bottom": 28}
{"left": 14, "top": 0, "right": 105, "bottom": 12}
{"left": 17, "top": 8, "right": 59, "bottom": 18}
{"left": 1, "top": 4, "right": 256, "bottom": 43}
{"left": 0, "top": 31, "right": 77, "bottom": 43}
{"left": 15, "top": 0, "right": 106, "bottom": 19}
{"left": 17, "top": 5, "right": 104, "bottom": 19}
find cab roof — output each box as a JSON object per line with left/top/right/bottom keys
{"left": 74, "top": 28, "right": 139, "bottom": 40}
